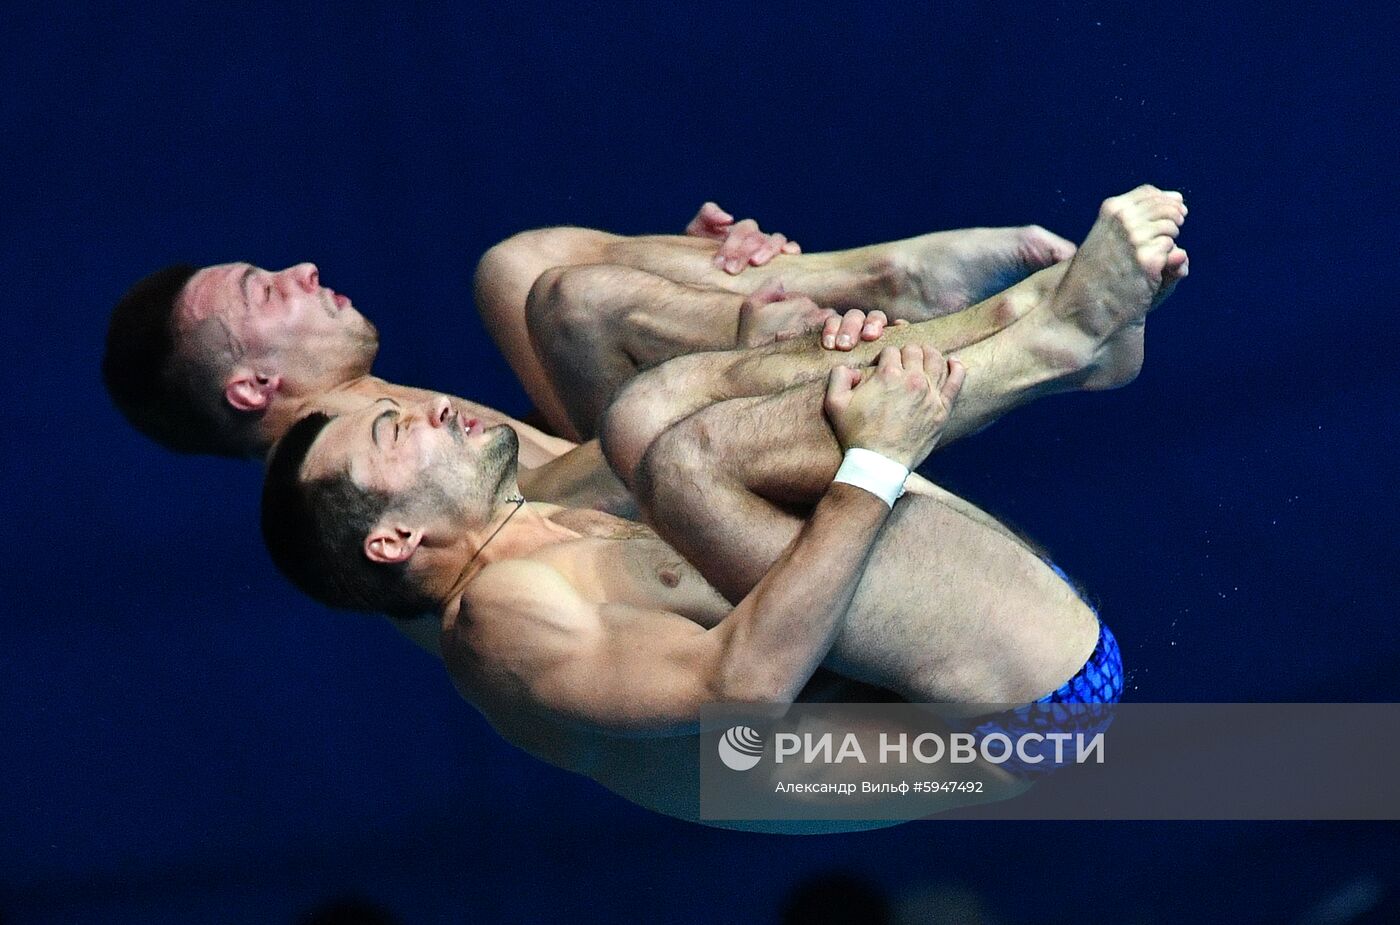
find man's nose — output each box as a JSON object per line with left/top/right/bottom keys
{"left": 426, "top": 396, "right": 454, "bottom": 428}
{"left": 285, "top": 262, "right": 319, "bottom": 294}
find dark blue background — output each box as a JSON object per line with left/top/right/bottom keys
{"left": 3, "top": 2, "right": 1396, "bottom": 922}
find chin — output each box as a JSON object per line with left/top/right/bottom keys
{"left": 486, "top": 425, "right": 521, "bottom": 488}
{"left": 356, "top": 317, "right": 381, "bottom": 353}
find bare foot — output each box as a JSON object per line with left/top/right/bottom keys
{"left": 1045, "top": 185, "right": 1189, "bottom": 389}
{"left": 901, "top": 225, "right": 1078, "bottom": 317}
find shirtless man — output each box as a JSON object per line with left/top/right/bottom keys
{"left": 257, "top": 185, "right": 1186, "bottom": 826}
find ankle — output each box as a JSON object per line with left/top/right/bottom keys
{"left": 1021, "top": 317, "right": 1099, "bottom": 387}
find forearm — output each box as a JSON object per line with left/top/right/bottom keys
{"left": 710, "top": 481, "right": 893, "bottom": 704}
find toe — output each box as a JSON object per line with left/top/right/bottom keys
{"left": 1025, "top": 225, "right": 1078, "bottom": 264}
{"left": 1164, "top": 247, "right": 1189, "bottom": 279}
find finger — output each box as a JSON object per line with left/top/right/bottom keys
{"left": 781, "top": 240, "right": 801, "bottom": 255}
{"left": 687, "top": 202, "right": 732, "bottom": 239}
{"left": 821, "top": 314, "right": 843, "bottom": 350}
{"left": 724, "top": 234, "right": 766, "bottom": 273}
{"left": 1141, "top": 197, "right": 1185, "bottom": 224}
{"left": 1039, "top": 228, "right": 1078, "bottom": 262}
{"left": 1140, "top": 218, "right": 1181, "bottom": 241}
{"left": 704, "top": 201, "right": 734, "bottom": 226}
{"left": 1127, "top": 184, "right": 1162, "bottom": 205}
{"left": 717, "top": 219, "right": 761, "bottom": 273}
{"left": 1163, "top": 247, "right": 1190, "bottom": 283}
{"left": 835, "top": 310, "right": 866, "bottom": 349}
{"left": 940, "top": 358, "right": 967, "bottom": 403}
{"left": 922, "top": 344, "right": 948, "bottom": 384}
{"left": 734, "top": 230, "right": 775, "bottom": 267}
{"left": 900, "top": 343, "right": 926, "bottom": 376}
{"left": 748, "top": 233, "right": 786, "bottom": 267}
{"left": 1137, "top": 238, "right": 1174, "bottom": 263}
{"left": 876, "top": 345, "right": 902, "bottom": 374}
{"left": 825, "top": 364, "right": 860, "bottom": 402}
{"left": 891, "top": 318, "right": 910, "bottom": 327}
{"left": 861, "top": 310, "right": 888, "bottom": 341}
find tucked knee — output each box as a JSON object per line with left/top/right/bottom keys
{"left": 634, "top": 409, "right": 724, "bottom": 514}
{"left": 474, "top": 227, "right": 613, "bottom": 321}
{"left": 525, "top": 265, "right": 615, "bottom": 357}
{"left": 476, "top": 227, "right": 610, "bottom": 283}
{"left": 600, "top": 354, "right": 716, "bottom": 490}
{"left": 599, "top": 366, "right": 683, "bottom": 490}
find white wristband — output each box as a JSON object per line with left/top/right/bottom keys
{"left": 833, "top": 447, "right": 909, "bottom": 508}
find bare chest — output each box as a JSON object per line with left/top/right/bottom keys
{"left": 531, "top": 511, "right": 731, "bottom": 627}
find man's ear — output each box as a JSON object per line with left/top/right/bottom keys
{"left": 364, "top": 523, "right": 424, "bottom": 565}
{"left": 224, "top": 369, "right": 282, "bottom": 412}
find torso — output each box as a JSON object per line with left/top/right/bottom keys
{"left": 434, "top": 508, "right": 928, "bottom": 829}
{"left": 437, "top": 507, "right": 730, "bottom": 822}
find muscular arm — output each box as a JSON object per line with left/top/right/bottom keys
{"left": 455, "top": 482, "right": 892, "bottom": 735}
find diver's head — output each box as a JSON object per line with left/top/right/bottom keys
{"left": 103, "top": 261, "right": 379, "bottom": 458}
{"left": 260, "top": 395, "right": 520, "bottom": 616}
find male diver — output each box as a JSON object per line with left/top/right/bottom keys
{"left": 257, "top": 186, "right": 1186, "bottom": 826}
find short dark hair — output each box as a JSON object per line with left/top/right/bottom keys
{"left": 103, "top": 263, "right": 251, "bottom": 457}
{"left": 261, "top": 413, "right": 434, "bottom": 619}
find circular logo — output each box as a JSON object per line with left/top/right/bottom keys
{"left": 718, "top": 725, "right": 764, "bottom": 771}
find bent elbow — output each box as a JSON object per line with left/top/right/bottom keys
{"left": 709, "top": 661, "right": 797, "bottom": 707}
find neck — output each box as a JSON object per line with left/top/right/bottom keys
{"left": 434, "top": 499, "right": 576, "bottom": 620}
{"left": 253, "top": 374, "right": 382, "bottom": 458}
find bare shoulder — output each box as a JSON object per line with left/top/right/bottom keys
{"left": 453, "top": 559, "right": 598, "bottom": 656}
{"left": 467, "top": 557, "right": 576, "bottom": 598}
{"left": 442, "top": 558, "right": 599, "bottom": 701}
